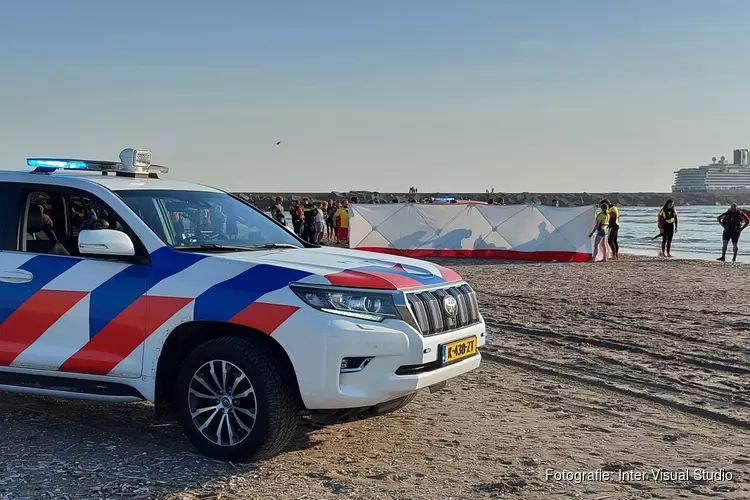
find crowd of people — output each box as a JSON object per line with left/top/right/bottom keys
{"left": 270, "top": 196, "right": 359, "bottom": 246}
{"left": 590, "top": 198, "right": 750, "bottom": 262}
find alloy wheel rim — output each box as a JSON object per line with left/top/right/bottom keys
{"left": 188, "top": 360, "right": 257, "bottom": 447}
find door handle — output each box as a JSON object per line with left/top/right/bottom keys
{"left": 0, "top": 270, "right": 34, "bottom": 284}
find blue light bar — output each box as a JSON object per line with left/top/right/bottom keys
{"left": 27, "top": 158, "right": 88, "bottom": 173}
{"left": 25, "top": 149, "right": 167, "bottom": 177}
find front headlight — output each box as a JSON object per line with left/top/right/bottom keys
{"left": 290, "top": 285, "right": 400, "bottom": 322}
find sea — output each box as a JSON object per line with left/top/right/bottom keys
{"left": 617, "top": 205, "right": 742, "bottom": 262}
{"left": 268, "top": 205, "right": 742, "bottom": 263}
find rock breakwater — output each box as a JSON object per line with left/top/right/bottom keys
{"left": 233, "top": 191, "right": 750, "bottom": 211}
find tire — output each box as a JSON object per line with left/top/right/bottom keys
{"left": 175, "top": 336, "right": 299, "bottom": 462}
{"left": 364, "top": 391, "right": 418, "bottom": 417}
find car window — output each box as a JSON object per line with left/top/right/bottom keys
{"left": 20, "top": 191, "right": 69, "bottom": 256}
{"left": 69, "top": 193, "right": 127, "bottom": 237}
{"left": 26, "top": 191, "right": 53, "bottom": 241}
{"left": 115, "top": 189, "right": 303, "bottom": 250}
{"left": 18, "top": 188, "right": 136, "bottom": 257}
{"left": 0, "top": 183, "right": 10, "bottom": 249}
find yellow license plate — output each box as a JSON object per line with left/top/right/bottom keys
{"left": 441, "top": 336, "right": 477, "bottom": 364}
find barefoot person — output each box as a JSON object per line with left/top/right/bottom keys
{"left": 717, "top": 203, "right": 750, "bottom": 262}
{"left": 657, "top": 199, "right": 678, "bottom": 257}
{"left": 601, "top": 199, "right": 620, "bottom": 260}
{"left": 589, "top": 202, "right": 610, "bottom": 262}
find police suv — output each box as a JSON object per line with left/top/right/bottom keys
{"left": 0, "top": 149, "right": 486, "bottom": 461}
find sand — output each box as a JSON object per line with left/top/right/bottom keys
{"left": 1, "top": 255, "right": 748, "bottom": 499}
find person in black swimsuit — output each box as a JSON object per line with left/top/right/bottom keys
{"left": 717, "top": 203, "right": 750, "bottom": 262}
{"left": 326, "top": 200, "right": 337, "bottom": 241}
{"left": 658, "top": 199, "right": 678, "bottom": 257}
{"left": 601, "top": 198, "right": 620, "bottom": 260}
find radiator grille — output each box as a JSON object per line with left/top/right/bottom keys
{"left": 406, "top": 284, "right": 480, "bottom": 336}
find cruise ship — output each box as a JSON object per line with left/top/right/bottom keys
{"left": 673, "top": 149, "right": 750, "bottom": 192}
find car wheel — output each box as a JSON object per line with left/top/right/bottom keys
{"left": 175, "top": 336, "right": 299, "bottom": 462}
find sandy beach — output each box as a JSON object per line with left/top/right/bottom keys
{"left": 1, "top": 255, "right": 748, "bottom": 499}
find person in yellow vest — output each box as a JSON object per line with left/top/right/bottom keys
{"left": 588, "top": 201, "right": 610, "bottom": 262}
{"left": 657, "top": 198, "right": 678, "bottom": 257}
{"left": 335, "top": 200, "right": 350, "bottom": 246}
{"left": 601, "top": 199, "right": 620, "bottom": 260}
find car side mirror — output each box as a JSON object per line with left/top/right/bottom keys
{"left": 78, "top": 229, "right": 135, "bottom": 257}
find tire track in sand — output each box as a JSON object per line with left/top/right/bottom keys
{"left": 481, "top": 320, "right": 750, "bottom": 428}
{"left": 480, "top": 351, "right": 750, "bottom": 430}
{"left": 485, "top": 319, "right": 750, "bottom": 375}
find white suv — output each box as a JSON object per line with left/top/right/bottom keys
{"left": 0, "top": 149, "right": 486, "bottom": 461}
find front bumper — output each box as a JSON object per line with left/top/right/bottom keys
{"left": 272, "top": 308, "right": 486, "bottom": 410}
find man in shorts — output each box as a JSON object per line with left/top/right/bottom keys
{"left": 717, "top": 203, "right": 750, "bottom": 262}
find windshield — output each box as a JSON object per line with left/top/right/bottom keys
{"left": 115, "top": 189, "right": 303, "bottom": 250}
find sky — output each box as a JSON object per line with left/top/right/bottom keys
{"left": 1, "top": 0, "right": 749, "bottom": 194}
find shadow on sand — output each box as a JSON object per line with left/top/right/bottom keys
{"left": 0, "top": 393, "right": 321, "bottom": 497}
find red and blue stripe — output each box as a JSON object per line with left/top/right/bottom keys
{"left": 325, "top": 262, "right": 452, "bottom": 290}
{"left": 60, "top": 248, "right": 206, "bottom": 375}
{"left": 87, "top": 247, "right": 205, "bottom": 340}
{"left": 0, "top": 256, "right": 85, "bottom": 366}
{"left": 0, "top": 247, "right": 464, "bottom": 375}
{"left": 0, "top": 255, "right": 82, "bottom": 325}
{"left": 193, "top": 264, "right": 312, "bottom": 333}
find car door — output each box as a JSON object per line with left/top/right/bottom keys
{"left": 0, "top": 183, "right": 148, "bottom": 379}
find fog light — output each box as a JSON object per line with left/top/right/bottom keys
{"left": 340, "top": 357, "right": 374, "bottom": 373}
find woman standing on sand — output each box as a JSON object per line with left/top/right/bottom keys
{"left": 589, "top": 201, "right": 610, "bottom": 262}
{"left": 658, "top": 199, "right": 678, "bottom": 257}
{"left": 601, "top": 198, "right": 620, "bottom": 260}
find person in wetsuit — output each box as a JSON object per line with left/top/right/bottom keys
{"left": 717, "top": 203, "right": 750, "bottom": 262}
{"left": 270, "top": 196, "right": 286, "bottom": 226}
{"left": 601, "top": 199, "right": 620, "bottom": 260}
{"left": 588, "top": 201, "right": 610, "bottom": 262}
{"left": 326, "top": 200, "right": 337, "bottom": 241}
{"left": 658, "top": 198, "right": 678, "bottom": 257}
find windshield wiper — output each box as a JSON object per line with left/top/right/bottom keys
{"left": 243, "top": 243, "right": 302, "bottom": 250}
{"left": 174, "top": 244, "right": 256, "bottom": 252}
{"left": 174, "top": 243, "right": 302, "bottom": 252}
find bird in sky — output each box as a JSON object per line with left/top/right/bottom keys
{"left": 276, "top": 141, "right": 282, "bottom": 145}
